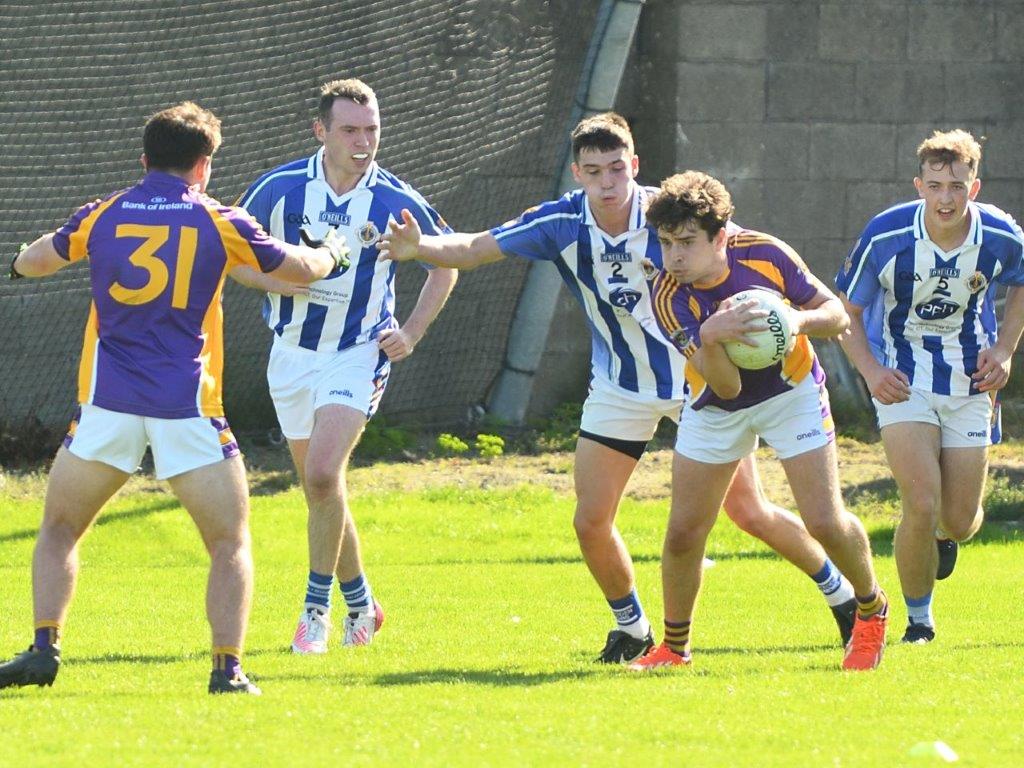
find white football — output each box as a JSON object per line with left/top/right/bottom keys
{"left": 722, "top": 288, "right": 794, "bottom": 370}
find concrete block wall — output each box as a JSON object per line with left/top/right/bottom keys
{"left": 622, "top": 0, "right": 1024, "bottom": 281}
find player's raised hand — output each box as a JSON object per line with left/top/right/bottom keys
{"left": 377, "top": 208, "right": 422, "bottom": 262}
{"left": 377, "top": 326, "right": 417, "bottom": 362}
{"left": 864, "top": 364, "right": 911, "bottom": 404}
{"left": 702, "top": 298, "right": 769, "bottom": 347}
{"left": 972, "top": 346, "right": 1012, "bottom": 392}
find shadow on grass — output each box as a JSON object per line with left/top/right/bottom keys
{"left": 431, "top": 550, "right": 780, "bottom": 567}
{"left": 254, "top": 668, "right": 600, "bottom": 687}
{"left": 0, "top": 498, "right": 180, "bottom": 545}
{"left": 67, "top": 645, "right": 279, "bottom": 667}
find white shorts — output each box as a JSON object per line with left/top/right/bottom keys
{"left": 874, "top": 388, "right": 997, "bottom": 448}
{"left": 267, "top": 339, "right": 390, "bottom": 440}
{"left": 64, "top": 403, "right": 239, "bottom": 479}
{"left": 675, "top": 375, "right": 835, "bottom": 464}
{"left": 579, "top": 375, "right": 683, "bottom": 442}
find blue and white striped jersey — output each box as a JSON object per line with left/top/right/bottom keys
{"left": 238, "top": 148, "right": 449, "bottom": 352}
{"left": 490, "top": 184, "right": 686, "bottom": 400}
{"left": 836, "top": 199, "right": 1024, "bottom": 396}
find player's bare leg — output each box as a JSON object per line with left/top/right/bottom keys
{"left": 169, "top": 456, "right": 253, "bottom": 651}
{"left": 723, "top": 454, "right": 857, "bottom": 644}
{"left": 573, "top": 437, "right": 639, "bottom": 600}
{"left": 882, "top": 424, "right": 942, "bottom": 596}
{"left": 33, "top": 447, "right": 128, "bottom": 631}
{"left": 938, "top": 446, "right": 987, "bottom": 543}
{"left": 170, "top": 455, "right": 259, "bottom": 693}
{"left": 724, "top": 454, "right": 833, "bottom": 573}
{"left": 573, "top": 436, "right": 655, "bottom": 662}
{"left": 781, "top": 442, "right": 886, "bottom": 669}
{"left": 782, "top": 443, "right": 877, "bottom": 596}
{"left": 631, "top": 453, "right": 736, "bottom": 670}
{"left": 289, "top": 439, "right": 366, "bottom": 583}
{"left": 1, "top": 447, "right": 128, "bottom": 689}
{"left": 290, "top": 404, "right": 382, "bottom": 651}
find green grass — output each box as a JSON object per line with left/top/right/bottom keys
{"left": 1, "top": 444, "right": 1023, "bottom": 766}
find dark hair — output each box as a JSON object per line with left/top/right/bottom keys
{"left": 917, "top": 129, "right": 982, "bottom": 177}
{"left": 570, "top": 111, "right": 634, "bottom": 161}
{"left": 142, "top": 101, "right": 222, "bottom": 172}
{"left": 318, "top": 78, "right": 377, "bottom": 126}
{"left": 646, "top": 171, "right": 734, "bottom": 238}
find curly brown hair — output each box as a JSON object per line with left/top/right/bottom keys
{"left": 917, "top": 129, "right": 982, "bottom": 177}
{"left": 645, "top": 171, "right": 734, "bottom": 238}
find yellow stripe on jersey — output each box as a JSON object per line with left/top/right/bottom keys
{"left": 76, "top": 303, "right": 100, "bottom": 404}
{"left": 781, "top": 334, "right": 815, "bottom": 384}
{"left": 206, "top": 206, "right": 264, "bottom": 270}
{"left": 652, "top": 273, "right": 683, "bottom": 339}
{"left": 736, "top": 258, "right": 785, "bottom": 291}
{"left": 66, "top": 194, "right": 126, "bottom": 262}
{"left": 197, "top": 270, "right": 227, "bottom": 417}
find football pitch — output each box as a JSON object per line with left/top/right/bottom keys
{"left": 1, "top": 439, "right": 1022, "bottom": 767}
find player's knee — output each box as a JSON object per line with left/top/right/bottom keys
{"left": 942, "top": 510, "right": 981, "bottom": 542}
{"left": 304, "top": 463, "right": 343, "bottom": 502}
{"left": 723, "top": 502, "right": 770, "bottom": 538}
{"left": 663, "top": 520, "right": 709, "bottom": 557}
{"left": 901, "top": 488, "right": 941, "bottom": 521}
{"left": 802, "top": 512, "right": 845, "bottom": 549}
{"left": 38, "top": 515, "right": 88, "bottom": 548}
{"left": 573, "top": 506, "right": 613, "bottom": 545}
{"left": 209, "top": 527, "right": 252, "bottom": 564}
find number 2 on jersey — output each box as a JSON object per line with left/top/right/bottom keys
{"left": 108, "top": 224, "right": 197, "bottom": 308}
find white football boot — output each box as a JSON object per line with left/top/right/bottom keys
{"left": 342, "top": 600, "right": 385, "bottom": 647}
{"left": 291, "top": 608, "right": 331, "bottom": 654}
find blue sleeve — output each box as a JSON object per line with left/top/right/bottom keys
{"left": 835, "top": 225, "right": 882, "bottom": 307}
{"left": 402, "top": 190, "right": 453, "bottom": 237}
{"left": 237, "top": 177, "right": 274, "bottom": 229}
{"left": 994, "top": 215, "right": 1024, "bottom": 287}
{"left": 489, "top": 199, "right": 578, "bottom": 262}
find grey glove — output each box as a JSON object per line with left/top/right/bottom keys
{"left": 300, "top": 227, "right": 351, "bottom": 271}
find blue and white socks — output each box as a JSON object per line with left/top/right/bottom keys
{"left": 340, "top": 573, "right": 375, "bottom": 617}
{"left": 810, "top": 558, "right": 856, "bottom": 607}
{"left": 905, "top": 592, "right": 934, "bottom": 629}
{"left": 608, "top": 589, "right": 651, "bottom": 639}
{"left": 304, "top": 570, "right": 333, "bottom": 613}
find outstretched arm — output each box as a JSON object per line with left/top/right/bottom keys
{"left": 378, "top": 266, "right": 459, "bottom": 362}
{"left": 228, "top": 264, "right": 310, "bottom": 297}
{"left": 377, "top": 208, "right": 504, "bottom": 270}
{"left": 10, "top": 235, "right": 71, "bottom": 278}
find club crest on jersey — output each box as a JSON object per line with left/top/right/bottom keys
{"left": 319, "top": 211, "right": 351, "bottom": 226}
{"left": 641, "top": 257, "right": 657, "bottom": 280}
{"left": 842, "top": 241, "right": 859, "bottom": 274}
{"left": 965, "top": 271, "right": 987, "bottom": 294}
{"left": 358, "top": 222, "right": 381, "bottom": 245}
{"left": 671, "top": 329, "right": 697, "bottom": 357}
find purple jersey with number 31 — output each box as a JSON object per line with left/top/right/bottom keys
{"left": 51, "top": 171, "right": 288, "bottom": 419}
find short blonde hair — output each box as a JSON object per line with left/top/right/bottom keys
{"left": 917, "top": 129, "right": 982, "bottom": 177}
